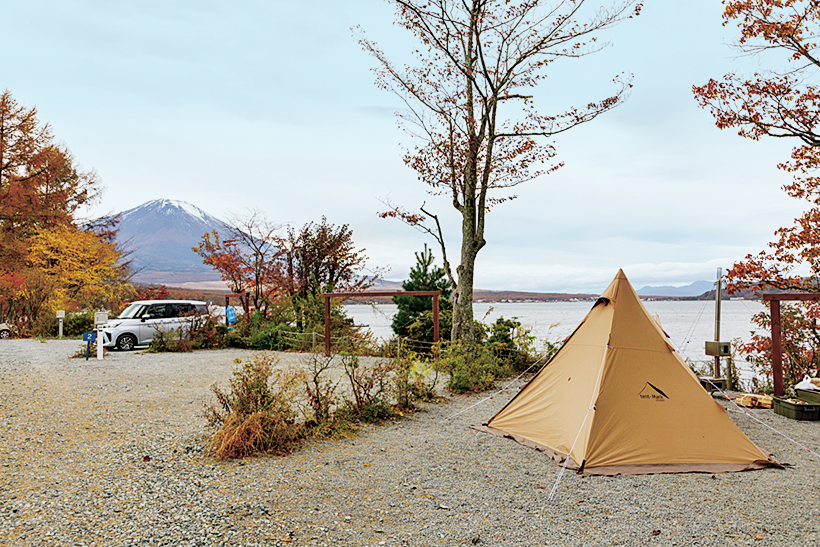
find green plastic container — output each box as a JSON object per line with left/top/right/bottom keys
{"left": 795, "top": 389, "right": 820, "bottom": 404}
{"left": 773, "top": 397, "right": 820, "bottom": 421}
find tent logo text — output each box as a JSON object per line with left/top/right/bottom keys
{"left": 639, "top": 382, "right": 669, "bottom": 402}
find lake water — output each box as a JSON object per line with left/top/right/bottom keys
{"left": 344, "top": 300, "right": 767, "bottom": 378}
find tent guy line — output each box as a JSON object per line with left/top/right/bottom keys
{"left": 707, "top": 379, "right": 820, "bottom": 459}
{"left": 437, "top": 352, "right": 551, "bottom": 425}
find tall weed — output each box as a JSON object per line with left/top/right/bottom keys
{"left": 204, "top": 355, "right": 305, "bottom": 459}
{"left": 340, "top": 353, "right": 394, "bottom": 422}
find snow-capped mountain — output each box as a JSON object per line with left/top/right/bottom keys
{"left": 110, "top": 199, "right": 230, "bottom": 284}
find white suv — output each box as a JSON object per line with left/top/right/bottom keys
{"left": 101, "top": 300, "right": 208, "bottom": 351}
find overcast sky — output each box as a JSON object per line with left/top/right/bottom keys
{"left": 2, "top": 0, "right": 805, "bottom": 293}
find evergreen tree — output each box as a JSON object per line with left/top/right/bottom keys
{"left": 392, "top": 245, "right": 451, "bottom": 340}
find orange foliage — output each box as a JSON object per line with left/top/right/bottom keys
{"left": 694, "top": 1, "right": 820, "bottom": 385}
{"left": 0, "top": 90, "right": 129, "bottom": 330}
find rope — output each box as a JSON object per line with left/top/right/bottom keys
{"left": 706, "top": 379, "right": 820, "bottom": 458}
{"left": 437, "top": 352, "right": 550, "bottom": 424}
{"left": 548, "top": 345, "right": 610, "bottom": 501}
{"left": 678, "top": 300, "right": 709, "bottom": 353}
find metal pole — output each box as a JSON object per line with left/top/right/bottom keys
{"left": 58, "top": 319, "right": 63, "bottom": 339}
{"left": 714, "top": 268, "right": 722, "bottom": 379}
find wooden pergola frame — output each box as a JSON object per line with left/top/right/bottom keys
{"left": 321, "top": 291, "right": 441, "bottom": 355}
{"left": 761, "top": 293, "right": 820, "bottom": 396}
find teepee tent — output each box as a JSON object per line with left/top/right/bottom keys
{"left": 475, "top": 270, "right": 781, "bottom": 476}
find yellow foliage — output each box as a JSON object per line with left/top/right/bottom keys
{"left": 23, "top": 225, "right": 133, "bottom": 313}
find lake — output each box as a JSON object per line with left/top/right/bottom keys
{"left": 344, "top": 300, "right": 767, "bottom": 379}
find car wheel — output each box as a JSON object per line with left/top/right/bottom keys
{"left": 0, "top": 329, "right": 10, "bottom": 339}
{"left": 116, "top": 333, "right": 137, "bottom": 351}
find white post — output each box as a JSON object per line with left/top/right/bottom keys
{"left": 97, "top": 324, "right": 104, "bottom": 360}
{"left": 56, "top": 310, "right": 65, "bottom": 338}
{"left": 94, "top": 311, "right": 109, "bottom": 361}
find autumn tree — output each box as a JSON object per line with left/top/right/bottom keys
{"left": 693, "top": 1, "right": 820, "bottom": 385}
{"left": 0, "top": 90, "right": 128, "bottom": 330}
{"left": 193, "top": 230, "right": 247, "bottom": 294}
{"left": 278, "top": 217, "right": 377, "bottom": 330}
{"left": 0, "top": 90, "right": 101, "bottom": 264}
{"left": 193, "top": 211, "right": 281, "bottom": 315}
{"left": 194, "top": 215, "right": 376, "bottom": 329}
{"left": 360, "top": 0, "right": 640, "bottom": 341}
{"left": 20, "top": 225, "right": 133, "bottom": 328}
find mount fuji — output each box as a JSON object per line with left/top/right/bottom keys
{"left": 109, "top": 199, "right": 229, "bottom": 285}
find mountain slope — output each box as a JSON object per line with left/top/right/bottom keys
{"left": 636, "top": 280, "right": 714, "bottom": 297}
{"left": 112, "top": 199, "right": 229, "bottom": 284}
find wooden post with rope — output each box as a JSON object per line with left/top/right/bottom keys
{"left": 322, "top": 291, "right": 441, "bottom": 356}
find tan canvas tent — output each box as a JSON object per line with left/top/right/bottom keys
{"left": 475, "top": 270, "right": 781, "bottom": 476}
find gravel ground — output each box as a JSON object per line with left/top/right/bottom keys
{"left": 1, "top": 339, "right": 819, "bottom": 546}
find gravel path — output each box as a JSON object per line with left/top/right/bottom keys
{"left": 1, "top": 339, "right": 819, "bottom": 546}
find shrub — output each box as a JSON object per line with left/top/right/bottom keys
{"left": 189, "top": 316, "right": 226, "bottom": 350}
{"left": 392, "top": 351, "right": 439, "bottom": 409}
{"left": 146, "top": 327, "right": 196, "bottom": 353}
{"left": 65, "top": 311, "right": 94, "bottom": 337}
{"left": 249, "top": 323, "right": 294, "bottom": 350}
{"left": 356, "top": 396, "right": 395, "bottom": 422}
{"left": 486, "top": 317, "right": 537, "bottom": 372}
{"left": 204, "top": 355, "right": 305, "bottom": 459}
{"left": 436, "top": 340, "right": 509, "bottom": 393}
{"left": 167, "top": 338, "right": 193, "bottom": 353}
{"left": 340, "top": 353, "right": 393, "bottom": 419}
{"left": 303, "top": 353, "right": 340, "bottom": 423}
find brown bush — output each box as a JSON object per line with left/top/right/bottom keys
{"left": 204, "top": 354, "right": 305, "bottom": 460}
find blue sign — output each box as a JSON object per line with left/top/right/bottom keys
{"left": 226, "top": 305, "right": 237, "bottom": 324}
{"left": 83, "top": 331, "right": 97, "bottom": 360}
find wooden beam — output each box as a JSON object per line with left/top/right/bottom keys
{"left": 770, "top": 299, "right": 784, "bottom": 396}
{"left": 328, "top": 291, "right": 442, "bottom": 298}
{"left": 324, "top": 295, "right": 331, "bottom": 356}
{"left": 761, "top": 293, "right": 820, "bottom": 301}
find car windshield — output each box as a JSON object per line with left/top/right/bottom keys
{"left": 117, "top": 303, "right": 147, "bottom": 319}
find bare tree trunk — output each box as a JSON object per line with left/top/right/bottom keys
{"left": 450, "top": 192, "right": 484, "bottom": 342}
{"left": 451, "top": 253, "right": 476, "bottom": 342}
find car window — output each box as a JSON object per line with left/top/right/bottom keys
{"left": 118, "top": 303, "right": 147, "bottom": 319}
{"left": 168, "top": 303, "right": 191, "bottom": 318}
{"left": 143, "top": 304, "right": 167, "bottom": 319}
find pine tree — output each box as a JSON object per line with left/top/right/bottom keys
{"left": 392, "top": 245, "right": 451, "bottom": 340}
